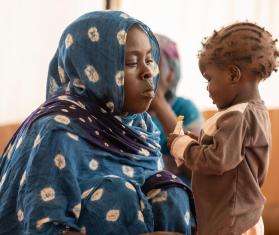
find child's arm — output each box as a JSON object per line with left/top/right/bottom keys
{"left": 169, "top": 111, "right": 248, "bottom": 175}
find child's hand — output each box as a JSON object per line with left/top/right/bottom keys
{"left": 167, "top": 133, "right": 185, "bottom": 167}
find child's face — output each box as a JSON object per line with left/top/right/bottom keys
{"left": 201, "top": 63, "right": 238, "bottom": 110}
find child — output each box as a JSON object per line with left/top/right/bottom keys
{"left": 168, "top": 22, "right": 278, "bottom": 235}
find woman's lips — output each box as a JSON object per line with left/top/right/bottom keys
{"left": 141, "top": 89, "right": 155, "bottom": 98}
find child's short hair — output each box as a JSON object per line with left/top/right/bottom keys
{"left": 198, "top": 22, "right": 279, "bottom": 80}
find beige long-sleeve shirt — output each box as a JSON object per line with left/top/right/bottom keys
{"left": 170, "top": 100, "right": 271, "bottom": 235}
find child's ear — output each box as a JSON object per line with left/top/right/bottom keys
{"left": 228, "top": 65, "right": 241, "bottom": 83}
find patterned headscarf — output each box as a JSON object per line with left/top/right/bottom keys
{"left": 155, "top": 34, "right": 180, "bottom": 101}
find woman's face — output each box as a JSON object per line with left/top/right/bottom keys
{"left": 122, "top": 26, "right": 155, "bottom": 114}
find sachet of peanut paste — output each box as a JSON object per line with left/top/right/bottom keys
{"left": 173, "top": 115, "right": 184, "bottom": 135}
{"left": 172, "top": 116, "right": 185, "bottom": 167}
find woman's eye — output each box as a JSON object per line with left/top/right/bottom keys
{"left": 126, "top": 62, "right": 137, "bottom": 67}
{"left": 146, "top": 59, "right": 153, "bottom": 65}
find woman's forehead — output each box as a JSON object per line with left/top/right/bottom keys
{"left": 126, "top": 27, "right": 151, "bottom": 52}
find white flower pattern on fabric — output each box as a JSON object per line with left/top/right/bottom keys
{"left": 40, "top": 187, "right": 55, "bottom": 202}
{"left": 88, "top": 117, "right": 92, "bottom": 122}
{"left": 36, "top": 217, "right": 50, "bottom": 230}
{"left": 95, "top": 130, "right": 100, "bottom": 136}
{"left": 91, "top": 188, "right": 104, "bottom": 201}
{"left": 140, "top": 200, "right": 145, "bottom": 210}
{"left": 58, "top": 66, "right": 66, "bottom": 84}
{"left": 184, "top": 211, "right": 190, "bottom": 225}
{"left": 6, "top": 144, "right": 14, "bottom": 159}
{"left": 57, "top": 95, "right": 70, "bottom": 101}
{"left": 146, "top": 188, "right": 161, "bottom": 199}
{"left": 72, "top": 203, "right": 81, "bottom": 219}
{"left": 17, "top": 209, "right": 24, "bottom": 222}
{"left": 106, "top": 101, "right": 114, "bottom": 113}
{"left": 49, "top": 78, "right": 59, "bottom": 94}
{"left": 33, "top": 134, "right": 41, "bottom": 148}
{"left": 73, "top": 79, "right": 86, "bottom": 90}
{"left": 84, "top": 65, "right": 99, "bottom": 83}
{"left": 100, "top": 108, "right": 107, "bottom": 113}
{"left": 54, "top": 154, "right": 66, "bottom": 169}
{"left": 157, "top": 159, "right": 163, "bottom": 171}
{"left": 54, "top": 115, "right": 70, "bottom": 125}
{"left": 65, "top": 33, "right": 74, "bottom": 48}
{"left": 152, "top": 191, "right": 168, "bottom": 203}
{"left": 106, "top": 209, "right": 120, "bottom": 222}
{"left": 122, "top": 165, "right": 134, "bottom": 178}
{"left": 125, "top": 182, "right": 136, "bottom": 191}
{"left": 138, "top": 211, "right": 144, "bottom": 222}
{"left": 115, "top": 71, "right": 124, "bottom": 86}
{"left": 0, "top": 173, "right": 6, "bottom": 190}
{"left": 140, "top": 119, "right": 147, "bottom": 131}
{"left": 81, "top": 187, "right": 94, "bottom": 199}
{"left": 117, "top": 30, "right": 127, "bottom": 45}
{"left": 127, "top": 120, "right": 133, "bottom": 126}
{"left": 89, "top": 159, "right": 99, "bottom": 171}
{"left": 67, "top": 132, "right": 79, "bottom": 141}
{"left": 79, "top": 118, "right": 86, "bottom": 123}
{"left": 138, "top": 148, "right": 150, "bottom": 157}
{"left": 88, "top": 27, "right": 100, "bottom": 42}
{"left": 16, "top": 137, "right": 23, "bottom": 149}
{"left": 19, "top": 171, "right": 26, "bottom": 187}
{"left": 120, "top": 13, "right": 129, "bottom": 19}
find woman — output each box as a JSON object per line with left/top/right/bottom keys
{"left": 0, "top": 11, "right": 195, "bottom": 234}
{"left": 149, "top": 34, "right": 203, "bottom": 184}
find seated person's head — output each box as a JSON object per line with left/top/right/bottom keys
{"left": 47, "top": 11, "right": 160, "bottom": 115}
{"left": 198, "top": 22, "right": 279, "bottom": 109}
{"left": 155, "top": 34, "right": 180, "bottom": 101}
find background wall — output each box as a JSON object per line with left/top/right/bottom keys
{"left": 1, "top": 0, "right": 279, "bottom": 125}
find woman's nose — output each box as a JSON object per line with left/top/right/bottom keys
{"left": 141, "top": 63, "right": 153, "bottom": 80}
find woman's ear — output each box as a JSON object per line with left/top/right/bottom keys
{"left": 228, "top": 65, "right": 241, "bottom": 84}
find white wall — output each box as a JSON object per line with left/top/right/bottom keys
{"left": 1, "top": 0, "right": 279, "bottom": 125}
{"left": 0, "top": 0, "right": 104, "bottom": 125}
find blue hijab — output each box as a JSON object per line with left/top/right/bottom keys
{"left": 0, "top": 11, "right": 167, "bottom": 234}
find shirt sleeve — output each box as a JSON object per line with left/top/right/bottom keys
{"left": 18, "top": 129, "right": 83, "bottom": 234}
{"left": 171, "top": 111, "right": 248, "bottom": 175}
